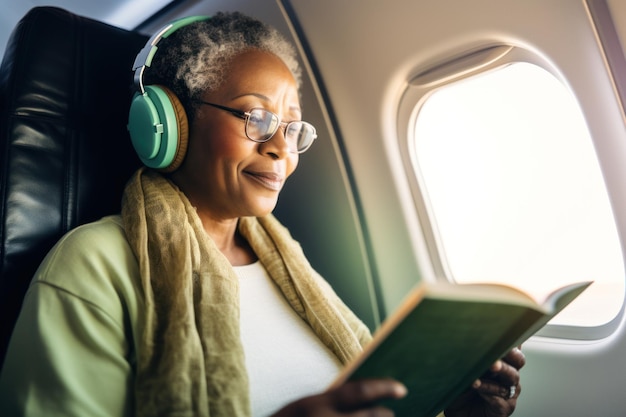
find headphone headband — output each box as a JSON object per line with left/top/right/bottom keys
{"left": 132, "top": 15, "right": 211, "bottom": 93}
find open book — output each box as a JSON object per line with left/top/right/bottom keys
{"left": 329, "top": 280, "right": 592, "bottom": 417}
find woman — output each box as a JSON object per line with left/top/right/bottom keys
{"left": 0, "top": 11, "right": 524, "bottom": 417}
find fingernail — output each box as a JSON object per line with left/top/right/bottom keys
{"left": 394, "top": 383, "right": 408, "bottom": 397}
{"left": 472, "top": 379, "right": 481, "bottom": 388}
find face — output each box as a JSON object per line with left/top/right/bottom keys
{"left": 171, "top": 49, "right": 301, "bottom": 221}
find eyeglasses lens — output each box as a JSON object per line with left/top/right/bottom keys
{"left": 246, "top": 109, "right": 278, "bottom": 141}
{"left": 246, "top": 108, "right": 316, "bottom": 153}
{"left": 286, "top": 122, "right": 314, "bottom": 152}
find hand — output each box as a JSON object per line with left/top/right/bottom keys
{"left": 271, "top": 379, "right": 407, "bottom": 417}
{"left": 444, "top": 347, "right": 526, "bottom": 417}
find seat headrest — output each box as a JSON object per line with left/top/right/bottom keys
{"left": 0, "top": 6, "right": 148, "bottom": 366}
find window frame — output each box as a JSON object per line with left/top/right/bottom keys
{"left": 397, "top": 44, "right": 625, "bottom": 340}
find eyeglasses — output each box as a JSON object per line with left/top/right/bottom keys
{"left": 196, "top": 101, "right": 317, "bottom": 153}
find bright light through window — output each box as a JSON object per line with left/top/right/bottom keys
{"left": 413, "top": 62, "right": 624, "bottom": 327}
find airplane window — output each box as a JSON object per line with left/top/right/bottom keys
{"left": 412, "top": 62, "right": 624, "bottom": 329}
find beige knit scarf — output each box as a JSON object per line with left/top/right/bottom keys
{"left": 121, "top": 168, "right": 371, "bottom": 417}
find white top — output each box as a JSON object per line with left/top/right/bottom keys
{"left": 235, "top": 261, "right": 342, "bottom": 417}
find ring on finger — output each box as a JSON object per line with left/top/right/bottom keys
{"left": 506, "top": 385, "right": 516, "bottom": 399}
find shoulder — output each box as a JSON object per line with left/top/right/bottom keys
{"left": 1, "top": 215, "right": 138, "bottom": 417}
{"left": 45, "top": 214, "right": 129, "bottom": 257}
{"left": 31, "top": 215, "right": 142, "bottom": 323}
{"left": 38, "top": 214, "right": 136, "bottom": 278}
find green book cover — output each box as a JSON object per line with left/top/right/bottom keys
{"left": 329, "top": 280, "right": 592, "bottom": 417}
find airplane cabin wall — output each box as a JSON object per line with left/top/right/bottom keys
{"left": 282, "top": 0, "right": 626, "bottom": 416}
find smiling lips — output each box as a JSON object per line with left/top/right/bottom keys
{"left": 244, "top": 170, "right": 284, "bottom": 191}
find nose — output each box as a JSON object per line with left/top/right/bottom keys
{"left": 259, "top": 124, "right": 292, "bottom": 159}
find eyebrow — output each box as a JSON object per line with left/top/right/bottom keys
{"left": 232, "top": 92, "right": 302, "bottom": 115}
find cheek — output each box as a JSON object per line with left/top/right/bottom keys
{"left": 211, "top": 136, "right": 252, "bottom": 158}
{"left": 189, "top": 127, "right": 250, "bottom": 165}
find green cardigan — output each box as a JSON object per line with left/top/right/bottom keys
{"left": 0, "top": 214, "right": 374, "bottom": 416}
{"left": 0, "top": 215, "right": 142, "bottom": 416}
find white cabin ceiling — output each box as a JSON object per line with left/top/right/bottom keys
{"left": 0, "top": 0, "right": 175, "bottom": 59}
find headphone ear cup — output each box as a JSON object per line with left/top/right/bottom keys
{"left": 128, "top": 85, "right": 188, "bottom": 172}
{"left": 160, "top": 86, "right": 189, "bottom": 173}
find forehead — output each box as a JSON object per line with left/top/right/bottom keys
{"left": 216, "top": 50, "right": 299, "bottom": 100}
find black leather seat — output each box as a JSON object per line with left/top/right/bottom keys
{"left": 0, "top": 7, "right": 147, "bottom": 368}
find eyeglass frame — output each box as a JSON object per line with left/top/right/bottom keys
{"left": 194, "top": 100, "right": 317, "bottom": 153}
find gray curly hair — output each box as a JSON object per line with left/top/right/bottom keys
{"left": 144, "top": 11, "right": 302, "bottom": 122}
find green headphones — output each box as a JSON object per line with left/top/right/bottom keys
{"left": 128, "top": 15, "right": 210, "bottom": 172}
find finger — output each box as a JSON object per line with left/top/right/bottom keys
{"left": 476, "top": 387, "right": 518, "bottom": 417}
{"left": 475, "top": 381, "right": 522, "bottom": 401}
{"left": 346, "top": 406, "right": 397, "bottom": 417}
{"left": 491, "top": 358, "right": 521, "bottom": 387}
{"left": 481, "top": 351, "right": 523, "bottom": 390}
{"left": 273, "top": 383, "right": 405, "bottom": 417}
{"left": 445, "top": 385, "right": 517, "bottom": 417}
{"left": 488, "top": 348, "right": 525, "bottom": 375}
{"left": 331, "top": 379, "right": 407, "bottom": 411}
{"left": 502, "top": 347, "right": 526, "bottom": 370}
{"left": 476, "top": 379, "right": 521, "bottom": 400}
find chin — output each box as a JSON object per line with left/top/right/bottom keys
{"left": 247, "top": 200, "right": 278, "bottom": 218}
